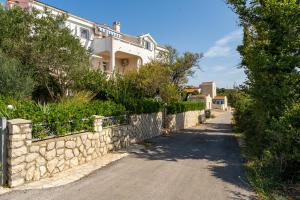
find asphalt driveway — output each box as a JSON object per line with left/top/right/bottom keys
{"left": 0, "top": 111, "right": 256, "bottom": 200}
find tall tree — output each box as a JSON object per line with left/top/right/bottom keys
{"left": 0, "top": 5, "right": 90, "bottom": 100}
{"left": 159, "top": 46, "right": 202, "bottom": 87}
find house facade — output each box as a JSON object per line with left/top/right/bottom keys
{"left": 6, "top": 0, "right": 168, "bottom": 74}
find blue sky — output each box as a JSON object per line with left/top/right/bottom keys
{"left": 1, "top": 0, "right": 246, "bottom": 88}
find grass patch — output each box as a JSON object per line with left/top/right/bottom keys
{"left": 236, "top": 131, "right": 291, "bottom": 200}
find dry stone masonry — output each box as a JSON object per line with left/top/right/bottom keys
{"left": 6, "top": 110, "right": 203, "bottom": 187}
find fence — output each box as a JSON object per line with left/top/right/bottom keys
{"left": 0, "top": 118, "right": 7, "bottom": 185}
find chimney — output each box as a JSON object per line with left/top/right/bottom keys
{"left": 113, "top": 21, "right": 121, "bottom": 32}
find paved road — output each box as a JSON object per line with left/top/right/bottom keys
{"left": 0, "top": 111, "right": 256, "bottom": 200}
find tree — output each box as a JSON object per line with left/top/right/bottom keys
{"left": 0, "top": 6, "right": 90, "bottom": 100}
{"left": 158, "top": 46, "right": 202, "bottom": 87}
{"left": 0, "top": 52, "right": 35, "bottom": 99}
{"left": 227, "top": 0, "right": 300, "bottom": 193}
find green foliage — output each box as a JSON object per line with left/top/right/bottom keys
{"left": 167, "top": 101, "right": 205, "bottom": 114}
{"left": 158, "top": 46, "right": 202, "bottom": 87}
{"left": 127, "top": 98, "right": 163, "bottom": 114}
{"left": 0, "top": 97, "right": 126, "bottom": 139}
{"left": 0, "top": 52, "right": 35, "bottom": 99}
{"left": 227, "top": 0, "right": 300, "bottom": 197}
{"left": 0, "top": 6, "right": 90, "bottom": 101}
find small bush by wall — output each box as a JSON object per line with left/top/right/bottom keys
{"left": 0, "top": 99, "right": 126, "bottom": 138}
{"left": 125, "top": 98, "right": 163, "bottom": 114}
{"left": 167, "top": 101, "right": 205, "bottom": 114}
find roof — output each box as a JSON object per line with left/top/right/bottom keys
{"left": 184, "top": 88, "right": 200, "bottom": 93}
{"left": 32, "top": 1, "right": 167, "bottom": 50}
{"left": 213, "top": 96, "right": 226, "bottom": 100}
{"left": 189, "top": 95, "right": 207, "bottom": 99}
{"left": 201, "top": 81, "right": 214, "bottom": 86}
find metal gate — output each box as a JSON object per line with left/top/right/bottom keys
{"left": 0, "top": 118, "right": 7, "bottom": 185}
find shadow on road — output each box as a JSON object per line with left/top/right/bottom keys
{"left": 131, "top": 122, "right": 256, "bottom": 200}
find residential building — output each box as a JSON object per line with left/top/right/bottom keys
{"left": 200, "top": 81, "right": 216, "bottom": 98}
{"left": 188, "top": 94, "right": 212, "bottom": 110}
{"left": 183, "top": 87, "right": 201, "bottom": 95}
{"left": 212, "top": 96, "right": 228, "bottom": 111}
{"left": 6, "top": 0, "right": 168, "bottom": 74}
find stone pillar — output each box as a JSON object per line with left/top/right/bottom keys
{"left": 7, "top": 119, "right": 32, "bottom": 187}
{"left": 93, "top": 116, "right": 104, "bottom": 133}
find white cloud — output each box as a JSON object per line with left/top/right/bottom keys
{"left": 212, "top": 65, "right": 227, "bottom": 72}
{"left": 204, "top": 29, "right": 243, "bottom": 58}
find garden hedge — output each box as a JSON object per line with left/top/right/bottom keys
{"left": 167, "top": 101, "right": 205, "bottom": 114}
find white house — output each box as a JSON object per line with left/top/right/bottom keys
{"left": 6, "top": 0, "right": 168, "bottom": 74}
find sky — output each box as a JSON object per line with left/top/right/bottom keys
{"left": 1, "top": 0, "right": 246, "bottom": 88}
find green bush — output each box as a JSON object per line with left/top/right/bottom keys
{"left": 167, "top": 101, "right": 205, "bottom": 114}
{"left": 0, "top": 98, "right": 126, "bottom": 139}
{"left": 124, "top": 98, "right": 163, "bottom": 114}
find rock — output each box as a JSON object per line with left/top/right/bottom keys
{"left": 87, "top": 148, "right": 94, "bottom": 155}
{"left": 76, "top": 137, "right": 82, "bottom": 147}
{"left": 26, "top": 161, "right": 35, "bottom": 169}
{"left": 93, "top": 133, "right": 99, "bottom": 140}
{"left": 79, "top": 158, "right": 86, "bottom": 165}
{"left": 9, "top": 163, "right": 25, "bottom": 174}
{"left": 65, "top": 149, "right": 74, "bottom": 160}
{"left": 79, "top": 145, "right": 84, "bottom": 153}
{"left": 11, "top": 146, "right": 27, "bottom": 158}
{"left": 45, "top": 149, "right": 56, "bottom": 161}
{"left": 70, "top": 157, "right": 78, "bottom": 167}
{"left": 36, "top": 157, "right": 46, "bottom": 166}
{"left": 92, "top": 152, "right": 98, "bottom": 159}
{"left": 47, "top": 158, "right": 58, "bottom": 173}
{"left": 47, "top": 142, "right": 55, "bottom": 151}
{"left": 11, "top": 141, "right": 24, "bottom": 149}
{"left": 25, "top": 166, "right": 35, "bottom": 181}
{"left": 9, "top": 178, "right": 24, "bottom": 188}
{"left": 58, "top": 154, "right": 64, "bottom": 161}
{"left": 8, "top": 155, "right": 25, "bottom": 166}
{"left": 73, "top": 148, "right": 80, "bottom": 157}
{"left": 81, "top": 135, "right": 87, "bottom": 143}
{"left": 83, "top": 149, "right": 87, "bottom": 157}
{"left": 39, "top": 166, "right": 47, "bottom": 177}
{"left": 57, "top": 148, "right": 64, "bottom": 155}
{"left": 85, "top": 140, "right": 91, "bottom": 149}
{"left": 29, "top": 145, "right": 40, "bottom": 153}
{"left": 33, "top": 169, "right": 41, "bottom": 181}
{"left": 65, "top": 141, "right": 76, "bottom": 149}
{"left": 26, "top": 153, "right": 39, "bottom": 163}
{"left": 57, "top": 159, "right": 64, "bottom": 167}
{"left": 56, "top": 141, "right": 65, "bottom": 149}
{"left": 58, "top": 163, "right": 64, "bottom": 172}
{"left": 39, "top": 147, "right": 46, "bottom": 156}
{"left": 87, "top": 133, "right": 94, "bottom": 140}
{"left": 86, "top": 155, "right": 92, "bottom": 162}
{"left": 53, "top": 168, "right": 60, "bottom": 174}
{"left": 91, "top": 140, "right": 96, "bottom": 147}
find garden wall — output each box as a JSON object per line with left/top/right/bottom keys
{"left": 166, "top": 110, "right": 205, "bottom": 131}
{"left": 6, "top": 109, "right": 204, "bottom": 187}
{"left": 7, "top": 112, "right": 162, "bottom": 187}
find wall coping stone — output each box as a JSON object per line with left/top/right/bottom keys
{"left": 8, "top": 119, "right": 31, "bottom": 125}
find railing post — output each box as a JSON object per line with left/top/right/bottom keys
{"left": 0, "top": 118, "right": 7, "bottom": 185}
{"left": 93, "top": 116, "right": 104, "bottom": 132}
{"left": 7, "top": 119, "right": 32, "bottom": 187}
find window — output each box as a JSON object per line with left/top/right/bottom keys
{"left": 144, "top": 41, "right": 152, "bottom": 50}
{"left": 80, "top": 28, "right": 89, "bottom": 40}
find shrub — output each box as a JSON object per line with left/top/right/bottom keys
{"left": 0, "top": 52, "right": 35, "bottom": 99}
{"left": 0, "top": 98, "right": 126, "bottom": 138}
{"left": 167, "top": 101, "right": 205, "bottom": 114}
{"left": 130, "top": 98, "right": 163, "bottom": 114}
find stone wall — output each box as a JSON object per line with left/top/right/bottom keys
{"left": 7, "top": 112, "right": 162, "bottom": 187}
{"left": 166, "top": 110, "right": 205, "bottom": 132}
